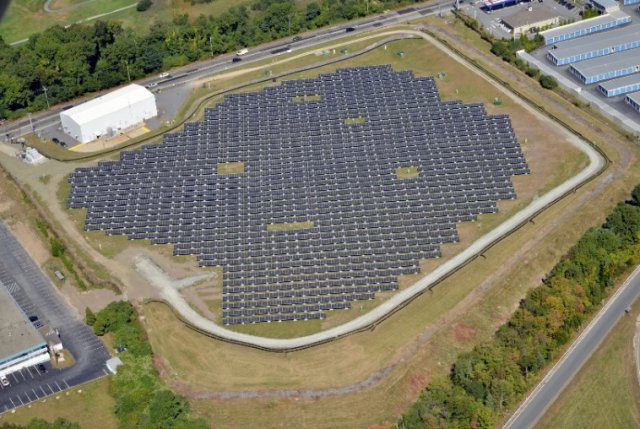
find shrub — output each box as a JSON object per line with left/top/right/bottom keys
{"left": 136, "top": 0, "right": 152, "bottom": 12}
{"left": 539, "top": 74, "right": 558, "bottom": 90}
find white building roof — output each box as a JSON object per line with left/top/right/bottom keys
{"left": 598, "top": 73, "right": 640, "bottom": 91}
{"left": 627, "top": 90, "right": 640, "bottom": 104}
{"left": 570, "top": 49, "right": 640, "bottom": 79}
{"left": 540, "top": 10, "right": 630, "bottom": 40}
{"left": 62, "top": 84, "right": 154, "bottom": 126}
{"left": 0, "top": 286, "right": 46, "bottom": 365}
{"left": 549, "top": 27, "right": 640, "bottom": 60}
{"left": 106, "top": 357, "right": 123, "bottom": 374}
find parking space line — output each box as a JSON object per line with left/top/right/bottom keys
{"left": 54, "top": 381, "right": 62, "bottom": 391}
{"left": 19, "top": 371, "right": 26, "bottom": 381}
{"left": 32, "top": 388, "right": 39, "bottom": 399}
{"left": 11, "top": 373, "right": 19, "bottom": 384}
{"left": 23, "top": 392, "right": 31, "bottom": 402}
{"left": 16, "top": 395, "right": 23, "bottom": 406}
{"left": 63, "top": 379, "right": 70, "bottom": 389}
{"left": 26, "top": 367, "right": 34, "bottom": 378}
{"left": 40, "top": 386, "right": 47, "bottom": 396}
{"left": 9, "top": 397, "right": 16, "bottom": 408}
{"left": 47, "top": 383, "right": 54, "bottom": 394}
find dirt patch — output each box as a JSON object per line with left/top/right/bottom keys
{"left": 9, "top": 221, "right": 50, "bottom": 265}
{"left": 452, "top": 322, "right": 476, "bottom": 342}
{"left": 60, "top": 282, "right": 119, "bottom": 314}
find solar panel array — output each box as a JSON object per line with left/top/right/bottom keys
{"left": 68, "top": 66, "right": 529, "bottom": 325}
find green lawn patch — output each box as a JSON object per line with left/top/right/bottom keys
{"left": 292, "top": 94, "right": 322, "bottom": 102}
{"left": 266, "top": 220, "right": 314, "bottom": 232}
{"left": 396, "top": 166, "right": 420, "bottom": 179}
{"left": 217, "top": 161, "right": 245, "bottom": 175}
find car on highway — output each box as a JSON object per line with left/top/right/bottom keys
{"left": 146, "top": 82, "right": 158, "bottom": 88}
{"left": 232, "top": 57, "right": 242, "bottom": 63}
{"left": 345, "top": 26, "right": 355, "bottom": 32}
{"left": 159, "top": 72, "right": 170, "bottom": 79}
{"left": 0, "top": 375, "right": 9, "bottom": 387}
{"left": 292, "top": 35, "right": 302, "bottom": 42}
{"left": 236, "top": 48, "right": 249, "bottom": 56}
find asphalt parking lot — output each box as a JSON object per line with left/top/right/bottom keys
{"left": 0, "top": 220, "right": 112, "bottom": 412}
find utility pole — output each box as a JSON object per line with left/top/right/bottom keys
{"left": 209, "top": 35, "right": 214, "bottom": 57}
{"left": 288, "top": 14, "right": 292, "bottom": 35}
{"left": 28, "top": 113, "right": 34, "bottom": 133}
{"left": 124, "top": 60, "right": 131, "bottom": 82}
{"left": 43, "top": 86, "right": 50, "bottom": 110}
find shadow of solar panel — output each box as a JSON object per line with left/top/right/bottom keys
{"left": 68, "top": 65, "right": 529, "bottom": 324}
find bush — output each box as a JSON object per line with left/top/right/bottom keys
{"left": 525, "top": 66, "right": 540, "bottom": 78}
{"left": 49, "top": 236, "right": 65, "bottom": 257}
{"left": 539, "top": 74, "right": 558, "bottom": 90}
{"left": 136, "top": 0, "right": 152, "bottom": 12}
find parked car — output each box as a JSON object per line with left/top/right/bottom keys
{"left": 28, "top": 315, "right": 38, "bottom": 322}
{"left": 0, "top": 375, "right": 9, "bottom": 387}
{"left": 37, "top": 364, "right": 47, "bottom": 373}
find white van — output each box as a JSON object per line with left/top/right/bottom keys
{"left": 236, "top": 48, "right": 249, "bottom": 56}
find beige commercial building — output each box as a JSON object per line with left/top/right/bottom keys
{"left": 502, "top": 7, "right": 561, "bottom": 37}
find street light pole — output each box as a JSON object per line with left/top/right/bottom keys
{"left": 209, "top": 35, "right": 214, "bottom": 57}
{"left": 43, "top": 86, "right": 50, "bottom": 110}
{"left": 124, "top": 60, "right": 131, "bottom": 82}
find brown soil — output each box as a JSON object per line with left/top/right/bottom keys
{"left": 452, "top": 322, "right": 476, "bottom": 342}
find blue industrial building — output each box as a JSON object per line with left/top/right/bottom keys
{"left": 569, "top": 49, "right": 640, "bottom": 84}
{"left": 482, "top": 0, "right": 524, "bottom": 11}
{"left": 547, "top": 28, "right": 640, "bottom": 66}
{"left": 598, "top": 74, "right": 640, "bottom": 97}
{"left": 626, "top": 91, "right": 640, "bottom": 113}
{"left": 540, "top": 11, "right": 631, "bottom": 45}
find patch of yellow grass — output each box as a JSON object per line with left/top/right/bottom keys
{"left": 217, "top": 161, "right": 245, "bottom": 175}
{"left": 266, "top": 220, "right": 314, "bottom": 232}
{"left": 396, "top": 166, "right": 420, "bottom": 179}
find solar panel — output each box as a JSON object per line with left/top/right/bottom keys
{"left": 68, "top": 65, "right": 528, "bottom": 324}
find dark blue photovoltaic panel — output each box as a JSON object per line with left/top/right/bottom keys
{"left": 68, "top": 66, "right": 529, "bottom": 324}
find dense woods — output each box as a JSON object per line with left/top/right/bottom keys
{"left": 0, "top": 0, "right": 419, "bottom": 120}
{"left": 398, "top": 185, "right": 640, "bottom": 428}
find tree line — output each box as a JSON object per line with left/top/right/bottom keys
{"left": 397, "top": 185, "right": 640, "bottom": 428}
{"left": 0, "top": 0, "right": 419, "bottom": 121}
{"left": 85, "top": 301, "right": 208, "bottom": 429}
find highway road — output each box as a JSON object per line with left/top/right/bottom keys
{"left": 503, "top": 265, "right": 640, "bottom": 429}
{"left": 0, "top": 0, "right": 454, "bottom": 139}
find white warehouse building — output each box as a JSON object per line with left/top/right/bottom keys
{"left": 60, "top": 84, "right": 157, "bottom": 144}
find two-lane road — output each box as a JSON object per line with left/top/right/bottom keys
{"left": 504, "top": 265, "right": 640, "bottom": 429}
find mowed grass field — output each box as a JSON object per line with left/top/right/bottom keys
{"left": 0, "top": 377, "right": 116, "bottom": 429}
{"left": 0, "top": 0, "right": 255, "bottom": 44}
{"left": 536, "top": 301, "right": 640, "bottom": 429}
